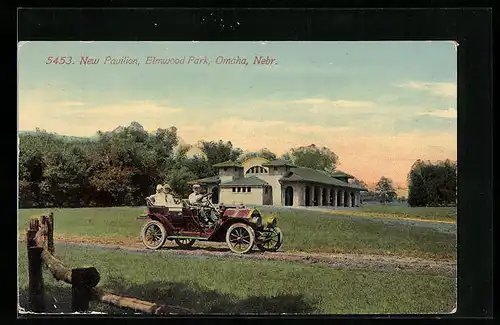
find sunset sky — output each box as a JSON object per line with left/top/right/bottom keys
{"left": 18, "top": 41, "right": 457, "bottom": 188}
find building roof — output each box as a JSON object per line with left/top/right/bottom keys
{"left": 261, "top": 159, "right": 296, "bottom": 167}
{"left": 329, "top": 170, "right": 355, "bottom": 179}
{"left": 280, "top": 167, "right": 367, "bottom": 190}
{"left": 213, "top": 160, "right": 243, "bottom": 168}
{"left": 220, "top": 176, "right": 270, "bottom": 187}
{"left": 187, "top": 176, "right": 221, "bottom": 185}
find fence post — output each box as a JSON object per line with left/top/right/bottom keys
{"left": 26, "top": 218, "right": 46, "bottom": 313}
{"left": 71, "top": 267, "right": 101, "bottom": 312}
{"left": 47, "top": 213, "right": 55, "bottom": 254}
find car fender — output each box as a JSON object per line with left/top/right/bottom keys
{"left": 148, "top": 214, "right": 176, "bottom": 234}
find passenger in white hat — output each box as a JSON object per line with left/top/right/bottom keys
{"left": 147, "top": 184, "right": 167, "bottom": 206}
{"left": 163, "top": 184, "right": 183, "bottom": 212}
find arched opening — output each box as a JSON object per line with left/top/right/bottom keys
{"left": 313, "top": 187, "right": 319, "bottom": 206}
{"left": 344, "top": 191, "right": 349, "bottom": 207}
{"left": 337, "top": 190, "right": 342, "bottom": 207}
{"left": 351, "top": 192, "right": 356, "bottom": 207}
{"left": 305, "top": 186, "right": 311, "bottom": 206}
{"left": 211, "top": 187, "right": 219, "bottom": 204}
{"left": 329, "top": 188, "right": 334, "bottom": 206}
{"left": 284, "top": 186, "right": 294, "bottom": 206}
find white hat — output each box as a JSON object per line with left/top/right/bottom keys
{"left": 156, "top": 184, "right": 164, "bottom": 191}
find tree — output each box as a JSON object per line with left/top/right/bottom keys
{"left": 285, "top": 144, "right": 339, "bottom": 172}
{"left": 238, "top": 148, "right": 277, "bottom": 162}
{"left": 375, "top": 176, "right": 397, "bottom": 203}
{"left": 194, "top": 140, "right": 243, "bottom": 177}
{"left": 407, "top": 159, "right": 457, "bottom": 207}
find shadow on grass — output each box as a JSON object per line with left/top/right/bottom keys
{"left": 18, "top": 277, "right": 318, "bottom": 314}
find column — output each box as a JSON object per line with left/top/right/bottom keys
{"left": 347, "top": 191, "right": 352, "bottom": 207}
{"left": 326, "top": 188, "right": 331, "bottom": 206}
{"left": 309, "top": 186, "right": 314, "bottom": 206}
{"left": 333, "top": 188, "right": 337, "bottom": 207}
{"left": 340, "top": 190, "right": 344, "bottom": 207}
{"left": 316, "top": 187, "right": 321, "bottom": 206}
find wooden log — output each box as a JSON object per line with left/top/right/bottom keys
{"left": 27, "top": 246, "right": 45, "bottom": 312}
{"left": 92, "top": 289, "right": 196, "bottom": 314}
{"left": 72, "top": 268, "right": 100, "bottom": 312}
{"left": 40, "top": 249, "right": 72, "bottom": 284}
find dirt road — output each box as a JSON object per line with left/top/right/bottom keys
{"left": 22, "top": 236, "right": 456, "bottom": 277}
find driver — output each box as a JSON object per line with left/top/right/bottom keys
{"left": 188, "top": 184, "right": 205, "bottom": 205}
{"left": 188, "top": 184, "right": 211, "bottom": 225}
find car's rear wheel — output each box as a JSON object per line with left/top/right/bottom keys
{"left": 174, "top": 238, "right": 196, "bottom": 249}
{"left": 141, "top": 220, "right": 167, "bottom": 250}
{"left": 225, "top": 223, "right": 255, "bottom": 254}
{"left": 256, "top": 227, "right": 284, "bottom": 252}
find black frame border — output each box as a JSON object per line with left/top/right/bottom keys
{"left": 13, "top": 5, "right": 493, "bottom": 320}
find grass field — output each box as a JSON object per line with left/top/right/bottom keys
{"left": 359, "top": 203, "right": 456, "bottom": 222}
{"left": 18, "top": 205, "right": 456, "bottom": 260}
{"left": 17, "top": 245, "right": 456, "bottom": 314}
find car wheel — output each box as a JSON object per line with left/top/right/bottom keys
{"left": 256, "top": 227, "right": 284, "bottom": 252}
{"left": 174, "top": 238, "right": 196, "bottom": 249}
{"left": 225, "top": 223, "right": 255, "bottom": 254}
{"left": 141, "top": 220, "right": 167, "bottom": 250}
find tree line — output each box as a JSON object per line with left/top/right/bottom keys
{"left": 18, "top": 121, "right": 456, "bottom": 208}
{"left": 18, "top": 122, "right": 340, "bottom": 208}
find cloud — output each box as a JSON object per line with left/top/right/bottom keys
{"left": 18, "top": 92, "right": 184, "bottom": 136}
{"left": 396, "top": 81, "right": 457, "bottom": 99}
{"left": 287, "top": 98, "right": 376, "bottom": 114}
{"left": 417, "top": 107, "right": 457, "bottom": 119}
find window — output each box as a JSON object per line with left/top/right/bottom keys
{"left": 274, "top": 167, "right": 277, "bottom": 171}
{"left": 224, "top": 167, "right": 227, "bottom": 171}
{"left": 264, "top": 187, "right": 268, "bottom": 194}
{"left": 247, "top": 187, "right": 252, "bottom": 192}
{"left": 232, "top": 187, "right": 236, "bottom": 192}
{"left": 242, "top": 187, "right": 246, "bottom": 192}
{"left": 234, "top": 167, "right": 238, "bottom": 172}
{"left": 237, "top": 187, "right": 241, "bottom": 192}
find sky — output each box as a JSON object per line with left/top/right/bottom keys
{"left": 17, "top": 41, "right": 457, "bottom": 188}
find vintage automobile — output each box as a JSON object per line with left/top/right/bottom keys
{"left": 138, "top": 193, "right": 284, "bottom": 254}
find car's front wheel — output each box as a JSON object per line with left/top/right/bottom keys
{"left": 225, "top": 223, "right": 255, "bottom": 254}
{"left": 256, "top": 227, "right": 284, "bottom": 252}
{"left": 141, "top": 220, "right": 167, "bottom": 250}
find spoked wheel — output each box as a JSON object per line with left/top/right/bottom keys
{"left": 141, "top": 220, "right": 167, "bottom": 250}
{"left": 174, "top": 238, "right": 196, "bottom": 249}
{"left": 256, "top": 227, "right": 284, "bottom": 252}
{"left": 225, "top": 223, "right": 255, "bottom": 254}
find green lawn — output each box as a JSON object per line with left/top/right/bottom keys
{"left": 17, "top": 245, "right": 456, "bottom": 314}
{"left": 18, "top": 207, "right": 456, "bottom": 260}
{"left": 359, "top": 203, "right": 457, "bottom": 222}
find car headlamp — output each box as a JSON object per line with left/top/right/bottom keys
{"left": 253, "top": 216, "right": 262, "bottom": 228}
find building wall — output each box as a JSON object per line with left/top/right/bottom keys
{"left": 220, "top": 187, "right": 264, "bottom": 206}
{"left": 253, "top": 174, "right": 283, "bottom": 206}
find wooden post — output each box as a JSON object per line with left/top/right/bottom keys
{"left": 27, "top": 217, "right": 45, "bottom": 312}
{"left": 71, "top": 268, "right": 101, "bottom": 312}
{"left": 47, "top": 213, "right": 54, "bottom": 254}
